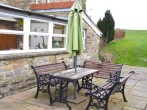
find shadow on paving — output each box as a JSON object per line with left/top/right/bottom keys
{"left": 0, "top": 65, "right": 147, "bottom": 110}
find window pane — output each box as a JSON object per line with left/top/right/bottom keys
{"left": 0, "top": 14, "right": 23, "bottom": 31}
{"left": 29, "top": 35, "right": 48, "bottom": 49}
{"left": 0, "top": 34, "right": 23, "bottom": 50}
{"left": 30, "top": 20, "right": 48, "bottom": 33}
{"left": 52, "top": 37, "right": 65, "bottom": 48}
{"left": 83, "top": 39, "right": 86, "bottom": 48}
{"left": 82, "top": 30, "right": 86, "bottom": 48}
{"left": 82, "top": 30, "right": 85, "bottom": 38}
{"left": 53, "top": 24, "right": 66, "bottom": 34}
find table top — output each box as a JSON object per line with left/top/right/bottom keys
{"left": 49, "top": 68, "right": 99, "bottom": 80}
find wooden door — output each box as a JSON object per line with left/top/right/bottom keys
{"left": 0, "top": 34, "right": 16, "bottom": 50}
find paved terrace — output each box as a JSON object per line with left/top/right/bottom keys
{"left": 0, "top": 65, "right": 147, "bottom": 110}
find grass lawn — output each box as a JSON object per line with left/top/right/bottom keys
{"left": 102, "top": 30, "right": 147, "bottom": 67}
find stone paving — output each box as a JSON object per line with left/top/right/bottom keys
{"left": 0, "top": 65, "right": 147, "bottom": 110}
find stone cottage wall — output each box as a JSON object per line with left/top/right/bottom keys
{"left": 78, "top": 21, "right": 100, "bottom": 64}
{"left": 0, "top": 20, "right": 100, "bottom": 98}
{"left": 0, "top": 52, "right": 71, "bottom": 98}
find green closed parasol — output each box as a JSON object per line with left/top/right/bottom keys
{"left": 66, "top": 0, "right": 84, "bottom": 73}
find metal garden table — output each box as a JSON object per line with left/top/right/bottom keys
{"left": 48, "top": 68, "right": 99, "bottom": 109}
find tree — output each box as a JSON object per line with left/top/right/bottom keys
{"left": 97, "top": 10, "right": 115, "bottom": 44}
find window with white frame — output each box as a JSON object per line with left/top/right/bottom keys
{"left": 82, "top": 30, "right": 86, "bottom": 48}
{"left": 52, "top": 23, "right": 67, "bottom": 49}
{"left": 29, "top": 20, "right": 49, "bottom": 49}
{"left": 0, "top": 12, "right": 68, "bottom": 54}
{"left": 0, "top": 13, "right": 24, "bottom": 51}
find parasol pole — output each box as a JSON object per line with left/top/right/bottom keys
{"left": 74, "top": 56, "right": 77, "bottom": 73}
{"left": 74, "top": 0, "right": 78, "bottom": 73}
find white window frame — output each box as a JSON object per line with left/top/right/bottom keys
{"left": 52, "top": 22, "right": 67, "bottom": 50}
{"left": 0, "top": 12, "right": 26, "bottom": 54}
{"left": 82, "top": 30, "right": 86, "bottom": 49}
{"left": 0, "top": 12, "right": 25, "bottom": 34}
{"left": 0, "top": 12, "right": 68, "bottom": 54}
{"left": 29, "top": 18, "right": 50, "bottom": 50}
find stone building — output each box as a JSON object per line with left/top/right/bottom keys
{"left": 0, "top": 1, "right": 102, "bottom": 98}
{"left": 0, "top": 0, "right": 35, "bottom": 10}
{"left": 34, "top": 0, "right": 86, "bottom": 11}
{"left": 0, "top": 0, "right": 86, "bottom": 11}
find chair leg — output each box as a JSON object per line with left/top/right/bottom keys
{"left": 86, "top": 96, "right": 92, "bottom": 110}
{"left": 48, "top": 84, "right": 53, "bottom": 105}
{"left": 86, "top": 94, "right": 110, "bottom": 110}
{"left": 105, "top": 99, "right": 109, "bottom": 110}
{"left": 122, "top": 84, "right": 127, "bottom": 102}
{"left": 77, "top": 80, "right": 81, "bottom": 92}
{"left": 34, "top": 83, "right": 39, "bottom": 98}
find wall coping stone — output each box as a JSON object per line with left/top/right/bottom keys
{"left": 0, "top": 50, "right": 68, "bottom": 60}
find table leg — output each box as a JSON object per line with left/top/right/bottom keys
{"left": 67, "top": 81, "right": 86, "bottom": 104}
{"left": 74, "top": 81, "right": 77, "bottom": 99}
{"left": 81, "top": 75, "right": 93, "bottom": 90}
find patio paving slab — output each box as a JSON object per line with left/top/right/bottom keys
{"left": 110, "top": 93, "right": 125, "bottom": 101}
{"left": 129, "top": 89, "right": 147, "bottom": 98}
{"left": 108, "top": 102, "right": 123, "bottom": 110}
{"left": 125, "top": 79, "right": 138, "bottom": 87}
{"left": 122, "top": 106, "right": 142, "bottom": 110}
{"left": 19, "top": 105, "right": 46, "bottom": 110}
{"left": 120, "top": 98, "right": 146, "bottom": 110}
{"left": 127, "top": 94, "right": 147, "bottom": 102}
{"left": 8, "top": 88, "right": 35, "bottom": 101}
{"left": 133, "top": 81, "right": 147, "bottom": 92}
{"left": 0, "top": 97, "right": 29, "bottom": 110}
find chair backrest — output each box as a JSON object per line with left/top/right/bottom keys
{"left": 101, "top": 62, "right": 123, "bottom": 74}
{"left": 83, "top": 60, "right": 123, "bottom": 79}
{"left": 83, "top": 60, "right": 103, "bottom": 69}
{"left": 31, "top": 61, "right": 67, "bottom": 76}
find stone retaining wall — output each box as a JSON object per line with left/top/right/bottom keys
{"left": 0, "top": 52, "right": 71, "bottom": 98}
{"left": 114, "top": 29, "right": 125, "bottom": 40}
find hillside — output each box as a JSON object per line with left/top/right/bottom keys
{"left": 101, "top": 30, "right": 147, "bottom": 67}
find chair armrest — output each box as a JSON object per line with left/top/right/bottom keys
{"left": 85, "top": 83, "right": 108, "bottom": 96}
{"left": 85, "top": 83, "right": 109, "bottom": 97}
